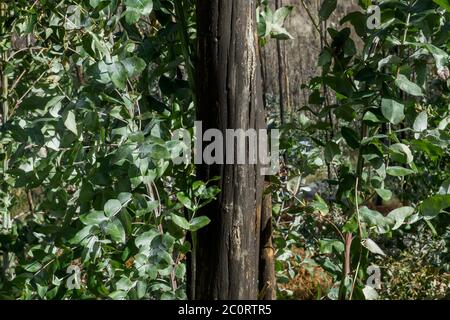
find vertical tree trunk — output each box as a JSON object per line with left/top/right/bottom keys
{"left": 259, "top": 182, "right": 276, "bottom": 300}
{"left": 193, "top": 0, "right": 265, "bottom": 300}
{"left": 275, "top": 0, "right": 286, "bottom": 125}
{"left": 260, "top": 44, "right": 268, "bottom": 111}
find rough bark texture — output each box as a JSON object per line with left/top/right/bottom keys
{"left": 193, "top": 0, "right": 265, "bottom": 300}
{"left": 259, "top": 183, "right": 276, "bottom": 300}
{"left": 275, "top": 0, "right": 287, "bottom": 124}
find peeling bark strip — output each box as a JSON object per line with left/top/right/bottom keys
{"left": 193, "top": 0, "right": 265, "bottom": 299}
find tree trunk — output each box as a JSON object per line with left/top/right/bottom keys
{"left": 259, "top": 182, "right": 276, "bottom": 300}
{"left": 192, "top": 0, "right": 265, "bottom": 300}
{"left": 275, "top": 0, "right": 286, "bottom": 125}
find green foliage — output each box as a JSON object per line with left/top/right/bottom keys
{"left": 273, "top": 0, "right": 450, "bottom": 300}
{"left": 0, "top": 0, "right": 448, "bottom": 301}
{"left": 257, "top": 0, "right": 294, "bottom": 44}
{"left": 0, "top": 0, "right": 219, "bottom": 300}
{"left": 319, "top": 0, "right": 338, "bottom": 21}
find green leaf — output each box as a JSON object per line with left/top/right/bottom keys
{"left": 116, "top": 276, "right": 136, "bottom": 292}
{"left": 46, "top": 136, "right": 60, "bottom": 151}
{"left": 105, "top": 219, "right": 126, "bottom": 243}
{"left": 104, "top": 199, "right": 122, "bottom": 218}
{"left": 118, "top": 210, "right": 132, "bottom": 236}
{"left": 424, "top": 44, "right": 449, "bottom": 70}
{"left": 192, "top": 181, "right": 205, "bottom": 191}
{"left": 63, "top": 110, "right": 78, "bottom": 135}
{"left": 387, "top": 206, "right": 415, "bottom": 230}
{"left": 140, "top": 143, "right": 170, "bottom": 160}
{"left": 375, "top": 189, "right": 392, "bottom": 201}
{"left": 118, "top": 192, "right": 132, "bottom": 205}
{"left": 124, "top": 0, "right": 154, "bottom": 24}
{"left": 171, "top": 213, "right": 190, "bottom": 230}
{"left": 362, "top": 238, "right": 386, "bottom": 256}
{"left": 363, "top": 111, "right": 383, "bottom": 123}
{"left": 439, "top": 180, "right": 450, "bottom": 195}
{"left": 189, "top": 216, "right": 211, "bottom": 232}
{"left": 341, "top": 126, "right": 360, "bottom": 149}
{"left": 386, "top": 166, "right": 415, "bottom": 177}
{"left": 359, "top": 206, "right": 391, "bottom": 234}
{"left": 270, "top": 27, "right": 294, "bottom": 40}
{"left": 36, "top": 283, "right": 48, "bottom": 299}
{"left": 358, "top": 0, "right": 371, "bottom": 9}
{"left": 318, "top": 49, "right": 333, "bottom": 67}
{"left": 319, "top": 239, "right": 344, "bottom": 254}
{"left": 433, "top": 0, "right": 450, "bottom": 12}
{"left": 363, "top": 286, "right": 379, "bottom": 300}
{"left": 390, "top": 143, "right": 413, "bottom": 164}
{"left": 310, "top": 195, "right": 329, "bottom": 215}
{"left": 135, "top": 229, "right": 159, "bottom": 249}
{"left": 176, "top": 192, "right": 193, "bottom": 211}
{"left": 89, "top": 0, "right": 102, "bottom": 8}
{"left": 340, "top": 11, "right": 366, "bottom": 38}
{"left": 411, "top": 139, "right": 444, "bottom": 161}
{"left": 324, "top": 141, "right": 340, "bottom": 162}
{"left": 109, "top": 290, "right": 128, "bottom": 300}
{"left": 108, "top": 61, "right": 127, "bottom": 90}
{"left": 23, "top": 261, "right": 43, "bottom": 272}
{"left": 174, "top": 263, "right": 186, "bottom": 279}
{"left": 136, "top": 280, "right": 147, "bottom": 299}
{"left": 381, "top": 98, "right": 405, "bottom": 125}
{"left": 395, "top": 74, "right": 424, "bottom": 97}
{"left": 420, "top": 195, "right": 450, "bottom": 220}
{"left": 151, "top": 145, "right": 171, "bottom": 160}
{"left": 413, "top": 111, "right": 428, "bottom": 133}
{"left": 70, "top": 225, "right": 96, "bottom": 244}
{"left": 122, "top": 57, "right": 146, "bottom": 78}
{"left": 377, "top": 55, "right": 401, "bottom": 71}
{"left": 273, "top": 6, "right": 293, "bottom": 26}
{"left": 319, "top": 0, "right": 337, "bottom": 20}
{"left": 80, "top": 210, "right": 108, "bottom": 225}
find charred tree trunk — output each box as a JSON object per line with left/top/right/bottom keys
{"left": 260, "top": 44, "right": 268, "bottom": 111}
{"left": 258, "top": 183, "right": 276, "bottom": 300}
{"left": 275, "top": 0, "right": 286, "bottom": 125}
{"left": 193, "top": 0, "right": 265, "bottom": 300}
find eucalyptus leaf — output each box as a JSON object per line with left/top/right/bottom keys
{"left": 319, "top": 0, "right": 337, "bottom": 20}
{"left": 189, "top": 216, "right": 211, "bottom": 232}
{"left": 395, "top": 74, "right": 424, "bottom": 97}
{"left": 387, "top": 206, "right": 415, "bottom": 230}
{"left": 381, "top": 99, "right": 405, "bottom": 125}
{"left": 105, "top": 219, "right": 126, "bottom": 243}
{"left": 104, "top": 199, "right": 123, "bottom": 218}
{"left": 386, "top": 166, "right": 415, "bottom": 177}
{"left": 362, "top": 238, "right": 386, "bottom": 256}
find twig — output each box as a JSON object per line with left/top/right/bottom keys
{"left": 10, "top": 69, "right": 48, "bottom": 116}
{"left": 27, "top": 189, "right": 35, "bottom": 214}
{"left": 9, "top": 69, "right": 26, "bottom": 92}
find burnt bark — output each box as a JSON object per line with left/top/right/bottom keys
{"left": 192, "top": 0, "right": 265, "bottom": 300}
{"left": 258, "top": 183, "right": 276, "bottom": 300}
{"left": 275, "top": 0, "right": 287, "bottom": 124}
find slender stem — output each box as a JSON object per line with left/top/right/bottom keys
{"left": 190, "top": 231, "right": 197, "bottom": 299}
{"left": 300, "top": 0, "right": 322, "bottom": 40}
{"left": 396, "top": 12, "right": 411, "bottom": 77}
